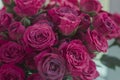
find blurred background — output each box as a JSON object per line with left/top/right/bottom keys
{"left": 0, "top": 0, "right": 120, "bottom": 80}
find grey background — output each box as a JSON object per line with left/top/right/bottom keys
{"left": 108, "top": 0, "right": 120, "bottom": 80}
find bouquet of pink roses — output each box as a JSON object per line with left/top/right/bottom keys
{"left": 0, "top": 0, "right": 120, "bottom": 80}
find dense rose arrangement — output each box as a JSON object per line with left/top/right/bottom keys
{"left": 0, "top": 0, "right": 120, "bottom": 80}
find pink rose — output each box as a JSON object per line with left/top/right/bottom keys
{"left": 23, "top": 23, "right": 56, "bottom": 51}
{"left": 14, "top": 0, "right": 45, "bottom": 16}
{"left": 57, "top": 0, "right": 79, "bottom": 10}
{"left": 8, "top": 22, "right": 25, "bottom": 41}
{"left": 0, "top": 64, "right": 25, "bottom": 80}
{"left": 0, "top": 35, "right": 8, "bottom": 47}
{"left": 59, "top": 40, "right": 90, "bottom": 76}
{"left": 0, "top": 8, "right": 12, "bottom": 32}
{"left": 0, "top": 41, "right": 25, "bottom": 63}
{"left": 35, "top": 51, "right": 66, "bottom": 80}
{"left": 111, "top": 13, "right": 120, "bottom": 26}
{"left": 32, "top": 13, "right": 51, "bottom": 25}
{"left": 48, "top": 6, "right": 81, "bottom": 35}
{"left": 27, "top": 73, "right": 41, "bottom": 80}
{"left": 80, "top": 60, "right": 99, "bottom": 80}
{"left": 83, "top": 29, "right": 108, "bottom": 52}
{"left": 79, "top": 13, "right": 91, "bottom": 31}
{"left": 93, "top": 13, "right": 120, "bottom": 39}
{"left": 45, "top": 0, "right": 79, "bottom": 10}
{"left": 2, "top": 0, "right": 11, "bottom": 4}
{"left": 80, "top": 0, "right": 102, "bottom": 13}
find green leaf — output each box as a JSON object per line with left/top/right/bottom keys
{"left": 63, "top": 75, "right": 73, "bottom": 80}
{"left": 100, "top": 55, "right": 120, "bottom": 70}
{"left": 21, "top": 17, "right": 31, "bottom": 27}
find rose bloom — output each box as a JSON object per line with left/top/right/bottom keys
{"left": 59, "top": 40, "right": 90, "bottom": 76}
{"left": 8, "top": 21, "right": 25, "bottom": 41}
{"left": 111, "top": 13, "right": 120, "bottom": 26}
{"left": 80, "top": 60, "right": 99, "bottom": 80}
{"left": 2, "top": 0, "right": 11, "bottom": 4}
{"left": 14, "top": 0, "right": 45, "bottom": 16}
{"left": 80, "top": 0, "right": 102, "bottom": 13}
{"left": 48, "top": 6, "right": 81, "bottom": 35}
{"left": 0, "top": 35, "right": 8, "bottom": 47}
{"left": 93, "top": 12, "right": 120, "bottom": 39}
{"left": 84, "top": 29, "right": 108, "bottom": 52}
{"left": 27, "top": 73, "right": 41, "bottom": 80}
{"left": 0, "top": 8, "right": 12, "bottom": 32}
{"left": 0, "top": 64, "right": 25, "bottom": 80}
{"left": 45, "top": 0, "right": 79, "bottom": 10}
{"left": 35, "top": 51, "right": 66, "bottom": 80}
{"left": 23, "top": 23, "right": 56, "bottom": 51}
{"left": 0, "top": 41, "right": 25, "bottom": 63}
{"left": 79, "top": 13, "right": 91, "bottom": 31}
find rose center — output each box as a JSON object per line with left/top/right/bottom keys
{"left": 49, "top": 62, "right": 58, "bottom": 71}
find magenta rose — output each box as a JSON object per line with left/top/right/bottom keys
{"left": 79, "top": 13, "right": 91, "bottom": 31}
{"left": 83, "top": 29, "right": 108, "bottom": 52}
{"left": 57, "top": 0, "right": 79, "bottom": 10}
{"left": 27, "top": 73, "right": 41, "bottom": 80}
{"left": 8, "top": 22, "right": 25, "bottom": 41}
{"left": 23, "top": 23, "right": 56, "bottom": 51}
{"left": 93, "top": 13, "right": 120, "bottom": 39}
{"left": 14, "top": 0, "right": 45, "bottom": 16}
{"left": 80, "top": 60, "right": 99, "bottom": 80}
{"left": 0, "top": 35, "right": 8, "bottom": 47}
{"left": 0, "top": 41, "right": 25, "bottom": 63}
{"left": 80, "top": 0, "right": 102, "bottom": 13}
{"left": 105, "top": 27, "right": 120, "bottom": 39}
{"left": 48, "top": 6, "right": 81, "bottom": 35}
{"left": 35, "top": 51, "right": 66, "bottom": 80}
{"left": 0, "top": 64, "right": 25, "bottom": 80}
{"left": 32, "top": 13, "right": 51, "bottom": 25}
{"left": 0, "top": 8, "right": 12, "bottom": 32}
{"left": 2, "top": 0, "right": 11, "bottom": 4}
{"left": 59, "top": 40, "right": 90, "bottom": 76}
{"left": 111, "top": 13, "right": 120, "bottom": 26}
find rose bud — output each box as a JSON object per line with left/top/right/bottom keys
{"left": 93, "top": 12, "right": 120, "bottom": 39}
{"left": 23, "top": 23, "right": 56, "bottom": 51}
{"left": 80, "top": 0, "right": 102, "bottom": 13}
{"left": 27, "top": 73, "right": 41, "bottom": 80}
{"left": 48, "top": 6, "right": 81, "bottom": 36}
{"left": 8, "top": 21, "right": 25, "bottom": 41}
{"left": 0, "top": 41, "right": 25, "bottom": 64}
{"left": 35, "top": 51, "right": 66, "bottom": 80}
{"left": 59, "top": 40, "right": 90, "bottom": 76}
{"left": 0, "top": 64, "right": 25, "bottom": 80}
{"left": 0, "top": 8, "right": 12, "bottom": 32}
{"left": 80, "top": 60, "right": 99, "bottom": 80}
{"left": 14, "top": 0, "right": 45, "bottom": 16}
{"left": 79, "top": 13, "right": 91, "bottom": 31}
{"left": 83, "top": 29, "right": 108, "bottom": 52}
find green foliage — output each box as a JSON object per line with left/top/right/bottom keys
{"left": 21, "top": 17, "right": 31, "bottom": 27}
{"left": 100, "top": 55, "right": 120, "bottom": 70}
{"left": 63, "top": 75, "right": 73, "bottom": 80}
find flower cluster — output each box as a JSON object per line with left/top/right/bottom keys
{"left": 0, "top": 0, "right": 120, "bottom": 80}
